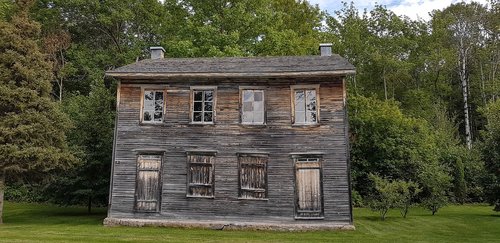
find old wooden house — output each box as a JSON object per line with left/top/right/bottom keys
{"left": 104, "top": 44, "right": 356, "bottom": 230}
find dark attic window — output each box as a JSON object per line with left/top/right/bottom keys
{"left": 238, "top": 153, "right": 268, "bottom": 200}
{"left": 186, "top": 151, "right": 216, "bottom": 198}
{"left": 142, "top": 89, "right": 165, "bottom": 123}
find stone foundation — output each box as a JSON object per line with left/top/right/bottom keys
{"left": 103, "top": 217, "right": 355, "bottom": 231}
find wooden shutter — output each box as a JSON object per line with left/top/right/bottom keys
{"left": 135, "top": 155, "right": 162, "bottom": 212}
{"left": 239, "top": 155, "right": 267, "bottom": 199}
{"left": 187, "top": 154, "right": 215, "bottom": 197}
{"left": 295, "top": 158, "right": 323, "bottom": 219}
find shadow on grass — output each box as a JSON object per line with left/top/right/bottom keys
{"left": 4, "top": 202, "right": 107, "bottom": 225}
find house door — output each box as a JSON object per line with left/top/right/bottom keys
{"left": 294, "top": 157, "right": 323, "bottom": 219}
{"left": 135, "top": 154, "right": 162, "bottom": 212}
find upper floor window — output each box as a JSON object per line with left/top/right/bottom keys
{"left": 142, "top": 90, "right": 165, "bottom": 123}
{"left": 292, "top": 85, "right": 319, "bottom": 125}
{"left": 241, "top": 89, "right": 265, "bottom": 125}
{"left": 191, "top": 87, "right": 216, "bottom": 124}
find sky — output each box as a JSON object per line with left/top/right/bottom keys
{"left": 308, "top": 0, "right": 489, "bottom": 20}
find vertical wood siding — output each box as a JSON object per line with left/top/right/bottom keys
{"left": 239, "top": 156, "right": 267, "bottom": 199}
{"left": 187, "top": 154, "right": 215, "bottom": 197}
{"left": 295, "top": 159, "right": 323, "bottom": 218}
{"left": 109, "top": 77, "right": 351, "bottom": 223}
{"left": 135, "top": 155, "right": 162, "bottom": 212}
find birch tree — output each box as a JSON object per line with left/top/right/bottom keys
{"left": 432, "top": 2, "right": 488, "bottom": 149}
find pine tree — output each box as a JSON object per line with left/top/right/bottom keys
{"left": 0, "top": 0, "right": 75, "bottom": 223}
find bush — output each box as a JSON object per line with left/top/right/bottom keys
{"left": 367, "top": 174, "right": 420, "bottom": 220}
{"left": 5, "top": 183, "right": 47, "bottom": 203}
{"left": 351, "top": 190, "right": 364, "bottom": 207}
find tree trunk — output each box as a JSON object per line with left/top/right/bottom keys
{"left": 0, "top": 170, "right": 5, "bottom": 224}
{"left": 87, "top": 196, "right": 92, "bottom": 214}
{"left": 459, "top": 43, "right": 472, "bottom": 149}
{"left": 383, "top": 67, "right": 388, "bottom": 100}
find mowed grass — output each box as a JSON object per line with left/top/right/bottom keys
{"left": 0, "top": 202, "right": 499, "bottom": 242}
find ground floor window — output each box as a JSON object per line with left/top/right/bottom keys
{"left": 186, "top": 151, "right": 216, "bottom": 198}
{"left": 238, "top": 153, "right": 268, "bottom": 199}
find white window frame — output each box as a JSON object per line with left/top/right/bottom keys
{"left": 140, "top": 88, "right": 166, "bottom": 124}
{"left": 239, "top": 87, "right": 266, "bottom": 125}
{"left": 291, "top": 85, "right": 320, "bottom": 125}
{"left": 190, "top": 86, "right": 216, "bottom": 124}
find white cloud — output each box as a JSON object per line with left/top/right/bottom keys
{"left": 388, "top": 0, "right": 489, "bottom": 20}
{"left": 308, "top": 0, "right": 490, "bottom": 20}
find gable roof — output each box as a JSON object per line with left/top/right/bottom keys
{"left": 106, "top": 55, "right": 355, "bottom": 79}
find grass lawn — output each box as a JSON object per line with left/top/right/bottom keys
{"left": 0, "top": 202, "right": 499, "bottom": 242}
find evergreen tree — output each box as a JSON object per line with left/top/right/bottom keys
{"left": 46, "top": 79, "right": 114, "bottom": 213}
{"left": 0, "top": 0, "right": 75, "bottom": 223}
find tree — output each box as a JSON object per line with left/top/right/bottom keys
{"left": 0, "top": 0, "right": 75, "bottom": 223}
{"left": 479, "top": 99, "right": 500, "bottom": 211}
{"left": 47, "top": 79, "right": 114, "bottom": 213}
{"left": 367, "top": 174, "right": 420, "bottom": 220}
{"left": 420, "top": 164, "right": 451, "bottom": 215}
{"left": 367, "top": 174, "right": 400, "bottom": 220}
{"left": 431, "top": 2, "right": 489, "bottom": 149}
{"left": 398, "top": 180, "right": 421, "bottom": 218}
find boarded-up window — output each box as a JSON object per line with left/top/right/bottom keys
{"left": 292, "top": 86, "right": 319, "bottom": 125}
{"left": 238, "top": 154, "right": 268, "bottom": 199}
{"left": 187, "top": 153, "right": 215, "bottom": 198}
{"left": 191, "top": 89, "right": 215, "bottom": 124}
{"left": 142, "top": 90, "right": 164, "bottom": 123}
{"left": 294, "top": 157, "right": 323, "bottom": 219}
{"left": 241, "top": 90, "right": 265, "bottom": 124}
{"left": 135, "top": 155, "right": 162, "bottom": 212}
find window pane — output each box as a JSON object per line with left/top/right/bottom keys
{"left": 154, "top": 112, "right": 162, "bottom": 122}
{"left": 295, "top": 111, "right": 305, "bottom": 123}
{"left": 194, "top": 91, "right": 203, "bottom": 101}
{"left": 295, "top": 90, "right": 305, "bottom": 111}
{"left": 155, "top": 91, "right": 163, "bottom": 101}
{"left": 254, "top": 91, "right": 263, "bottom": 102}
{"left": 155, "top": 100, "right": 163, "bottom": 111}
{"left": 306, "top": 90, "right": 317, "bottom": 111}
{"left": 243, "top": 102, "right": 253, "bottom": 112}
{"left": 204, "top": 102, "right": 213, "bottom": 112}
{"left": 254, "top": 112, "right": 264, "bottom": 124}
{"left": 193, "top": 112, "right": 202, "bottom": 122}
{"left": 204, "top": 91, "right": 213, "bottom": 102}
{"left": 242, "top": 111, "right": 252, "bottom": 123}
{"left": 306, "top": 111, "right": 317, "bottom": 123}
{"left": 145, "top": 91, "right": 154, "bottom": 101}
{"left": 144, "top": 111, "right": 152, "bottom": 121}
{"left": 204, "top": 112, "right": 213, "bottom": 122}
{"left": 253, "top": 101, "right": 263, "bottom": 112}
{"left": 194, "top": 102, "right": 202, "bottom": 111}
{"left": 243, "top": 90, "right": 254, "bottom": 102}
{"left": 144, "top": 100, "right": 154, "bottom": 109}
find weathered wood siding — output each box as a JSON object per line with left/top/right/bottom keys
{"left": 109, "top": 77, "right": 351, "bottom": 224}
